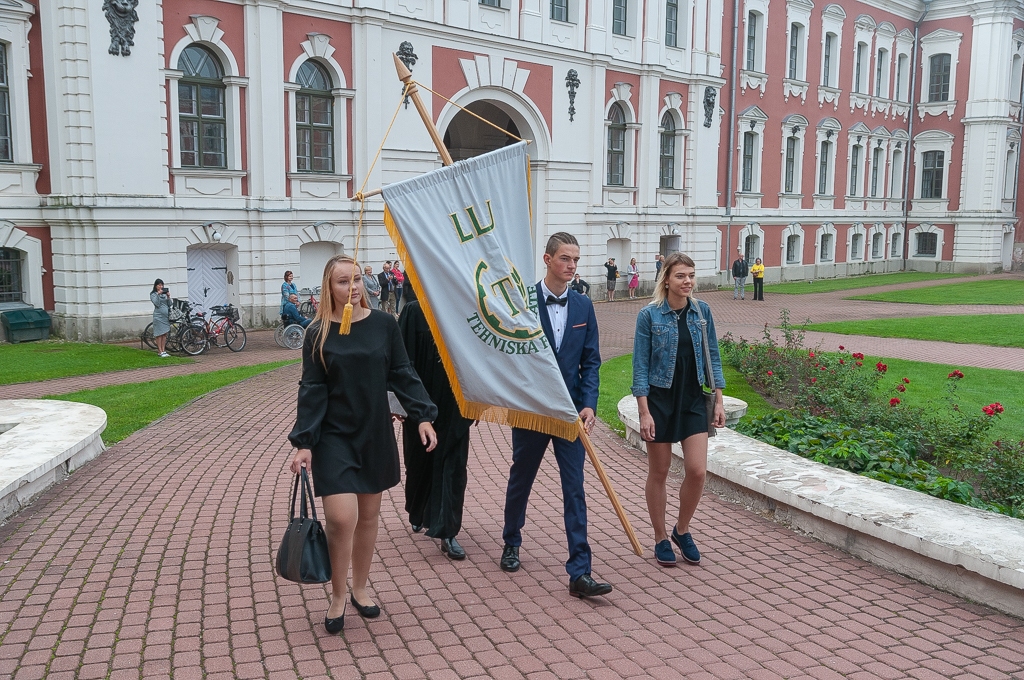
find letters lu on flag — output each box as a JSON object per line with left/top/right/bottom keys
{"left": 381, "top": 142, "right": 580, "bottom": 441}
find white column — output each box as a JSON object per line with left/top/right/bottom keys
{"left": 243, "top": 1, "right": 286, "bottom": 198}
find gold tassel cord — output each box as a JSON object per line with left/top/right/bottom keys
{"left": 339, "top": 82, "right": 411, "bottom": 335}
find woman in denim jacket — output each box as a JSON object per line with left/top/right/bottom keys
{"left": 631, "top": 252, "right": 725, "bottom": 568}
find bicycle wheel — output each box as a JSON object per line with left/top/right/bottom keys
{"left": 166, "top": 322, "right": 183, "bottom": 354}
{"left": 274, "top": 324, "right": 286, "bottom": 348}
{"left": 282, "top": 325, "right": 305, "bottom": 350}
{"left": 179, "top": 326, "right": 208, "bottom": 356}
{"left": 299, "top": 301, "right": 315, "bottom": 319}
{"left": 141, "top": 323, "right": 155, "bottom": 349}
{"left": 224, "top": 321, "right": 247, "bottom": 352}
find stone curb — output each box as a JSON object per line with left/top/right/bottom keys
{"left": 617, "top": 395, "right": 1024, "bottom": 619}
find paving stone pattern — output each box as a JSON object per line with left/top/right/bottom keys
{"left": 1, "top": 365, "right": 1023, "bottom": 679}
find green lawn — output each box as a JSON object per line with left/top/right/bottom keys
{"left": 758, "top": 272, "right": 964, "bottom": 295}
{"left": 1, "top": 341, "right": 191, "bottom": 385}
{"left": 597, "top": 355, "right": 775, "bottom": 437}
{"left": 47, "top": 361, "right": 297, "bottom": 444}
{"left": 802, "top": 315, "right": 1024, "bottom": 348}
{"left": 848, "top": 279, "right": 1024, "bottom": 305}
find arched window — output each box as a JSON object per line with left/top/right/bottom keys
{"left": 0, "top": 247, "right": 22, "bottom": 303}
{"left": 0, "top": 44, "right": 10, "bottom": 163}
{"left": 177, "top": 45, "right": 226, "bottom": 168}
{"left": 659, "top": 112, "right": 676, "bottom": 189}
{"left": 295, "top": 61, "right": 334, "bottom": 173}
{"left": 607, "top": 103, "right": 626, "bottom": 186}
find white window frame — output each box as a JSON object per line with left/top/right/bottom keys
{"left": 780, "top": 114, "right": 808, "bottom": 196}
{"left": 867, "top": 222, "right": 886, "bottom": 259}
{"left": 1004, "top": 129, "right": 1021, "bottom": 205}
{"left": 909, "top": 223, "right": 943, "bottom": 260}
{"left": 816, "top": 223, "right": 837, "bottom": 263}
{"left": 846, "top": 123, "right": 871, "bottom": 199}
{"left": 286, "top": 36, "right": 354, "bottom": 183}
{"left": 603, "top": 86, "right": 639, "bottom": 194}
{"left": 656, "top": 98, "right": 689, "bottom": 193}
{"left": 888, "top": 130, "right": 908, "bottom": 200}
{"left": 819, "top": 4, "right": 846, "bottom": 90}
{"left": 785, "top": 0, "right": 813, "bottom": 82}
{"left": 166, "top": 17, "right": 247, "bottom": 195}
{"left": 853, "top": 40, "right": 870, "bottom": 94}
{"left": 0, "top": 2, "right": 38, "bottom": 194}
{"left": 917, "top": 29, "right": 962, "bottom": 121}
{"left": 867, "top": 127, "right": 890, "bottom": 199}
{"left": 814, "top": 118, "right": 841, "bottom": 198}
{"left": 739, "top": 222, "right": 765, "bottom": 262}
{"left": 872, "top": 22, "right": 895, "bottom": 102}
{"left": 912, "top": 129, "right": 954, "bottom": 205}
{"left": 782, "top": 222, "right": 804, "bottom": 266}
{"left": 743, "top": 2, "right": 768, "bottom": 72}
{"left": 847, "top": 222, "right": 866, "bottom": 261}
{"left": 1010, "top": 32, "right": 1024, "bottom": 105}
{"left": 737, "top": 106, "right": 768, "bottom": 198}
{"left": 893, "top": 29, "right": 914, "bottom": 105}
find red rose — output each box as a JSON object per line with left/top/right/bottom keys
{"left": 811, "top": 378, "right": 817, "bottom": 383}
{"left": 895, "top": 384, "right": 906, "bottom": 392}
{"left": 839, "top": 345, "right": 845, "bottom": 351}
{"left": 855, "top": 361, "right": 863, "bottom": 367}
{"left": 876, "top": 362, "right": 888, "bottom": 373}
{"left": 889, "top": 398, "right": 901, "bottom": 406}
{"left": 903, "top": 378, "right": 910, "bottom": 384}
{"left": 809, "top": 352, "right": 816, "bottom": 358}
{"left": 852, "top": 352, "right": 864, "bottom": 360}
{"left": 767, "top": 371, "right": 773, "bottom": 376}
{"left": 839, "top": 359, "right": 845, "bottom": 364}
{"left": 948, "top": 370, "right": 964, "bottom": 380}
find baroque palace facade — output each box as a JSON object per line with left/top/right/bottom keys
{"left": 0, "top": 0, "right": 1020, "bottom": 339}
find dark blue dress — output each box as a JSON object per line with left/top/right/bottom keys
{"left": 646, "top": 301, "right": 708, "bottom": 443}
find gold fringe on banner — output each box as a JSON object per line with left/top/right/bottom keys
{"left": 383, "top": 207, "right": 579, "bottom": 442}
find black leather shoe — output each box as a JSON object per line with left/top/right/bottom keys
{"left": 441, "top": 537, "right": 466, "bottom": 560}
{"left": 569, "top": 574, "right": 613, "bottom": 598}
{"left": 499, "top": 544, "right": 520, "bottom": 572}
{"left": 350, "top": 594, "right": 380, "bottom": 619}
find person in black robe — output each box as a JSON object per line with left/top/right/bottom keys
{"left": 398, "top": 295, "right": 474, "bottom": 561}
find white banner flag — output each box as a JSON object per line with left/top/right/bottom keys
{"left": 382, "top": 142, "right": 580, "bottom": 440}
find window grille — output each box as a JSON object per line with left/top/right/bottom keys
{"left": 295, "top": 61, "right": 334, "bottom": 173}
{"left": 178, "top": 45, "right": 226, "bottom": 168}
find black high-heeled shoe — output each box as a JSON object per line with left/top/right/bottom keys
{"left": 324, "top": 602, "right": 346, "bottom": 633}
{"left": 350, "top": 593, "right": 381, "bottom": 619}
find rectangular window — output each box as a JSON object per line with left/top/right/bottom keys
{"left": 659, "top": 129, "right": 675, "bottom": 189}
{"left": 891, "top": 233, "right": 901, "bottom": 258}
{"left": 921, "top": 150, "right": 944, "bottom": 199}
{"left": 665, "top": 0, "right": 678, "bottom": 47}
{"left": 742, "top": 131, "right": 755, "bottom": 192}
{"left": 612, "top": 0, "right": 628, "bottom": 36}
{"left": 178, "top": 81, "right": 226, "bottom": 168}
{"left": 823, "top": 34, "right": 834, "bottom": 86}
{"left": 870, "top": 146, "right": 882, "bottom": 197}
{"left": 607, "top": 128, "right": 624, "bottom": 186}
{"left": 784, "top": 136, "right": 797, "bottom": 193}
{"left": 786, "top": 234, "right": 800, "bottom": 263}
{"left": 929, "top": 54, "right": 951, "bottom": 102}
{"left": 851, "top": 233, "right": 862, "bottom": 260}
{"left": 820, "top": 233, "right": 833, "bottom": 261}
{"left": 746, "top": 12, "right": 757, "bottom": 71}
{"left": 0, "top": 247, "right": 23, "bottom": 303}
{"left": 818, "top": 140, "right": 831, "bottom": 195}
{"left": 854, "top": 43, "right": 866, "bottom": 94}
{"left": 551, "top": 0, "right": 568, "bottom": 21}
{"left": 0, "top": 44, "right": 11, "bottom": 163}
{"left": 850, "top": 144, "right": 861, "bottom": 196}
{"left": 916, "top": 232, "right": 938, "bottom": 256}
{"left": 479, "top": 0, "right": 501, "bottom": 6}
{"left": 890, "top": 149, "right": 903, "bottom": 198}
{"left": 872, "top": 232, "right": 882, "bottom": 258}
{"left": 875, "top": 49, "right": 887, "bottom": 96}
{"left": 788, "top": 24, "right": 800, "bottom": 80}
{"left": 895, "top": 54, "right": 907, "bottom": 101}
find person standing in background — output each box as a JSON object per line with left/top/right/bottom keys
{"left": 377, "top": 262, "right": 395, "bottom": 315}
{"left": 655, "top": 254, "right": 663, "bottom": 279}
{"left": 751, "top": 258, "right": 765, "bottom": 301}
{"left": 392, "top": 261, "right": 405, "bottom": 313}
{"left": 362, "top": 265, "right": 381, "bottom": 309}
{"left": 282, "top": 271, "right": 299, "bottom": 314}
{"left": 150, "top": 279, "right": 172, "bottom": 357}
{"left": 626, "top": 258, "right": 640, "bottom": 300}
{"left": 731, "top": 250, "right": 748, "bottom": 300}
{"left": 604, "top": 258, "right": 618, "bottom": 302}
{"left": 570, "top": 273, "right": 590, "bottom": 297}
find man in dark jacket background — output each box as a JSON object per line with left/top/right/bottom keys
{"left": 731, "top": 249, "right": 749, "bottom": 300}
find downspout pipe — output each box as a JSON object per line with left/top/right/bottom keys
{"left": 724, "top": 0, "right": 741, "bottom": 280}
{"left": 901, "top": 0, "right": 932, "bottom": 269}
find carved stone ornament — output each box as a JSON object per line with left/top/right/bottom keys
{"left": 103, "top": 0, "right": 139, "bottom": 57}
{"left": 565, "top": 69, "right": 580, "bottom": 122}
{"left": 397, "top": 41, "right": 417, "bottom": 107}
{"left": 703, "top": 87, "right": 716, "bottom": 128}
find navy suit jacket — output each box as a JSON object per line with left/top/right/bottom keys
{"left": 535, "top": 283, "right": 601, "bottom": 414}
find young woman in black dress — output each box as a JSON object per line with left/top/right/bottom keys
{"left": 289, "top": 255, "right": 438, "bottom": 633}
{"left": 631, "top": 253, "right": 725, "bottom": 568}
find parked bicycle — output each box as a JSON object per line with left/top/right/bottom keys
{"left": 298, "top": 286, "right": 320, "bottom": 319}
{"left": 141, "top": 298, "right": 191, "bottom": 354}
{"left": 179, "top": 304, "right": 246, "bottom": 355}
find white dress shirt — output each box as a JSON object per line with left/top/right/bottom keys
{"left": 539, "top": 280, "right": 569, "bottom": 351}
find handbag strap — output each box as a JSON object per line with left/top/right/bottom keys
{"left": 300, "top": 468, "right": 319, "bottom": 523}
{"left": 289, "top": 471, "right": 301, "bottom": 522}
{"left": 691, "top": 298, "right": 716, "bottom": 393}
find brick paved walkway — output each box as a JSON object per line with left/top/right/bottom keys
{"left": 2, "top": 364, "right": 1024, "bottom": 679}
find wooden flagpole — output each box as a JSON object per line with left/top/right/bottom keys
{"left": 391, "top": 53, "right": 643, "bottom": 558}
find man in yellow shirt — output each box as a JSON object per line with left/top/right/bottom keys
{"left": 751, "top": 257, "right": 765, "bottom": 301}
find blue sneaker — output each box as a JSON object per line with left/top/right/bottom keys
{"left": 672, "top": 527, "right": 701, "bottom": 564}
{"left": 654, "top": 539, "right": 676, "bottom": 567}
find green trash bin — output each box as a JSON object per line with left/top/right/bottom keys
{"left": 1, "top": 308, "right": 51, "bottom": 343}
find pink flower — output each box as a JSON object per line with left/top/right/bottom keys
{"left": 890, "top": 398, "right": 901, "bottom": 406}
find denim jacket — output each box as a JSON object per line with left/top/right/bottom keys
{"left": 631, "top": 298, "right": 726, "bottom": 397}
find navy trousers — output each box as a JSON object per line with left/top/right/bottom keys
{"left": 502, "top": 428, "right": 592, "bottom": 581}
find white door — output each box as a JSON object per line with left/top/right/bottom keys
{"left": 187, "top": 248, "right": 228, "bottom": 311}
{"left": 1002, "top": 231, "right": 1013, "bottom": 271}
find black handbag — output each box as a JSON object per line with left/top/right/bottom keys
{"left": 276, "top": 468, "right": 332, "bottom": 584}
{"left": 691, "top": 299, "right": 719, "bottom": 438}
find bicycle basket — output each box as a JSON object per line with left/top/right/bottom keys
{"left": 212, "top": 305, "right": 240, "bottom": 322}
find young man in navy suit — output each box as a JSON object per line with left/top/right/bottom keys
{"left": 499, "top": 232, "right": 612, "bottom": 598}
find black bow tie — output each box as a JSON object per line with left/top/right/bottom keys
{"left": 546, "top": 294, "right": 568, "bottom": 307}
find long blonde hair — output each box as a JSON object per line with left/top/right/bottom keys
{"left": 311, "top": 255, "right": 369, "bottom": 365}
{"left": 651, "top": 252, "right": 696, "bottom": 306}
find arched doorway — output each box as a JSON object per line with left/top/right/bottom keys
{"left": 443, "top": 101, "right": 522, "bottom": 161}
